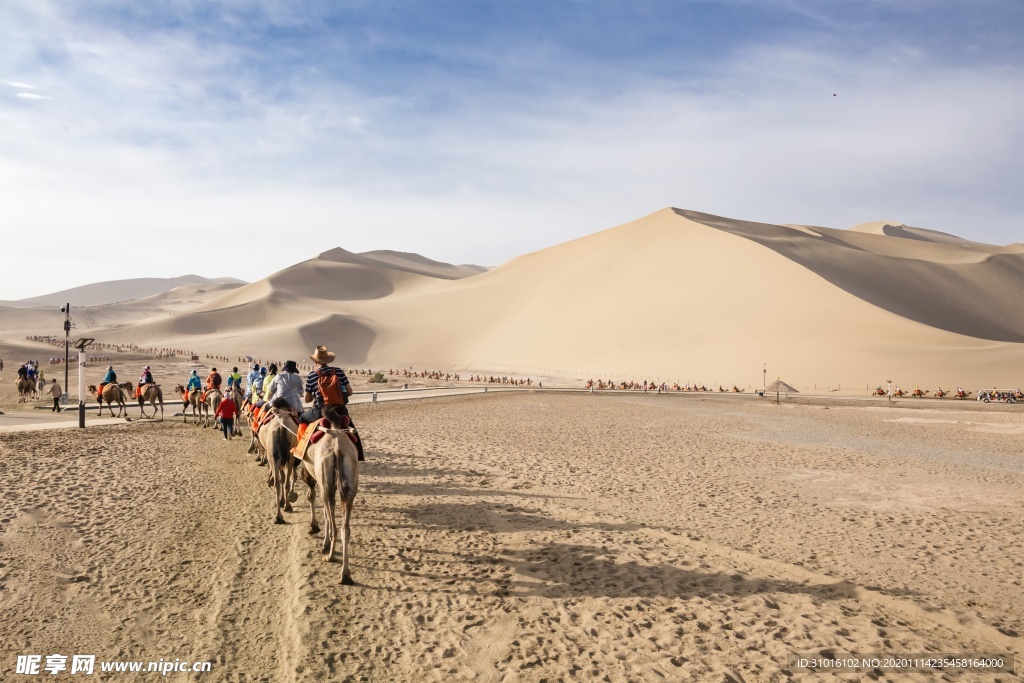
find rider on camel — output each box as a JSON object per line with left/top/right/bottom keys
{"left": 206, "top": 368, "right": 222, "bottom": 390}
{"left": 98, "top": 365, "right": 117, "bottom": 395}
{"left": 299, "top": 345, "right": 363, "bottom": 461}
{"left": 186, "top": 369, "right": 202, "bottom": 393}
{"left": 137, "top": 365, "right": 154, "bottom": 398}
{"left": 227, "top": 367, "right": 242, "bottom": 389}
{"left": 243, "top": 364, "right": 261, "bottom": 402}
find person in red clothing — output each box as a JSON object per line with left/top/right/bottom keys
{"left": 214, "top": 396, "right": 237, "bottom": 440}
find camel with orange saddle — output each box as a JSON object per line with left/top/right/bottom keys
{"left": 911, "top": 388, "right": 929, "bottom": 398}
{"left": 200, "top": 388, "right": 222, "bottom": 428}
{"left": 293, "top": 404, "right": 360, "bottom": 583}
{"left": 175, "top": 385, "right": 202, "bottom": 424}
{"left": 88, "top": 383, "right": 129, "bottom": 417}
{"left": 129, "top": 383, "right": 164, "bottom": 419}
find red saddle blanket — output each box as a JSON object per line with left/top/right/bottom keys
{"left": 291, "top": 416, "right": 358, "bottom": 460}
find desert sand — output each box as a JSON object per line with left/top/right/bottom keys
{"left": 3, "top": 207, "right": 1019, "bottom": 391}
{"left": 1, "top": 390, "right": 1021, "bottom": 681}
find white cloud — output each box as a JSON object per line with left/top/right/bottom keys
{"left": 5, "top": 81, "right": 37, "bottom": 89}
{"left": 15, "top": 92, "right": 51, "bottom": 100}
{"left": 0, "top": 0, "right": 1021, "bottom": 301}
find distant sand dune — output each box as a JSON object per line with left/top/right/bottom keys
{"left": 4, "top": 208, "right": 1021, "bottom": 387}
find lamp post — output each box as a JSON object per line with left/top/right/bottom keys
{"left": 887, "top": 379, "right": 892, "bottom": 403}
{"left": 61, "top": 303, "right": 71, "bottom": 404}
{"left": 73, "top": 338, "right": 95, "bottom": 428}
{"left": 763, "top": 362, "right": 766, "bottom": 392}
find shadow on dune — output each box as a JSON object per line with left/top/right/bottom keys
{"left": 674, "top": 208, "right": 1024, "bottom": 342}
{"left": 299, "top": 314, "right": 376, "bottom": 365}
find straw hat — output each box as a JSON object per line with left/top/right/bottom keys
{"left": 308, "top": 345, "right": 335, "bottom": 365}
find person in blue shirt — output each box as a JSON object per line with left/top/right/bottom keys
{"left": 186, "top": 370, "right": 202, "bottom": 393}
{"left": 244, "top": 364, "right": 261, "bottom": 400}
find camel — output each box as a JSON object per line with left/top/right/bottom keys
{"left": 136, "top": 383, "right": 164, "bottom": 420}
{"left": 200, "top": 388, "right": 222, "bottom": 428}
{"left": 88, "top": 383, "right": 128, "bottom": 417}
{"left": 954, "top": 389, "right": 972, "bottom": 400}
{"left": 911, "top": 388, "right": 929, "bottom": 398}
{"left": 16, "top": 377, "right": 37, "bottom": 402}
{"left": 934, "top": 388, "right": 948, "bottom": 399}
{"left": 175, "top": 385, "right": 202, "bottom": 424}
{"left": 259, "top": 400, "right": 300, "bottom": 525}
{"left": 300, "top": 406, "right": 360, "bottom": 583}
{"left": 872, "top": 387, "right": 886, "bottom": 396}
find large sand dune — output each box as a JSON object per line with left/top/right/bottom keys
{"left": 4, "top": 208, "right": 1021, "bottom": 388}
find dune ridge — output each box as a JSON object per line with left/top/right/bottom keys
{"left": 5, "top": 208, "right": 1022, "bottom": 388}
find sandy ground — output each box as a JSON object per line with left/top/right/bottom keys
{"left": 1, "top": 391, "right": 1021, "bottom": 682}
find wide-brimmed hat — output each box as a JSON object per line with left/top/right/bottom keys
{"left": 308, "top": 345, "right": 335, "bottom": 365}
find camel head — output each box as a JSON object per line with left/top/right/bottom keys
{"left": 175, "top": 384, "right": 185, "bottom": 392}
{"left": 87, "top": 385, "right": 97, "bottom": 392}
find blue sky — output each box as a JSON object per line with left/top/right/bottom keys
{"left": 2, "top": 0, "right": 1022, "bottom": 300}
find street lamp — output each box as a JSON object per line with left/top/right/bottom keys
{"left": 763, "top": 362, "right": 766, "bottom": 392}
{"left": 60, "top": 303, "right": 71, "bottom": 404}
{"left": 887, "top": 379, "right": 892, "bottom": 403}
{"left": 73, "top": 337, "right": 95, "bottom": 428}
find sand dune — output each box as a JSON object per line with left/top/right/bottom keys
{"left": 4, "top": 208, "right": 1021, "bottom": 388}
{"left": 0, "top": 274, "right": 246, "bottom": 308}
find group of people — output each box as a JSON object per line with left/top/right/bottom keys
{"left": 99, "top": 346, "right": 359, "bottom": 452}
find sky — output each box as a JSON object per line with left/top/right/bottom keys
{"left": 1, "top": 0, "right": 1022, "bottom": 301}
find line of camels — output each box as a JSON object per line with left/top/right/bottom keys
{"left": 174, "top": 384, "right": 361, "bottom": 585}
{"left": 72, "top": 379, "right": 359, "bottom": 584}
{"left": 871, "top": 386, "right": 977, "bottom": 399}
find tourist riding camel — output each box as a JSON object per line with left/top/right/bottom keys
{"left": 227, "top": 367, "right": 242, "bottom": 389}
{"left": 137, "top": 365, "right": 154, "bottom": 398}
{"left": 186, "top": 369, "right": 202, "bottom": 393}
{"left": 300, "top": 345, "right": 363, "bottom": 461}
{"left": 97, "top": 365, "right": 118, "bottom": 396}
{"left": 206, "top": 367, "right": 222, "bottom": 391}
{"left": 255, "top": 364, "right": 279, "bottom": 407}
{"left": 266, "top": 360, "right": 304, "bottom": 412}
{"left": 244, "top": 363, "right": 261, "bottom": 400}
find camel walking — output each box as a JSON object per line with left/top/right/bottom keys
{"left": 175, "top": 385, "right": 202, "bottom": 424}
{"left": 16, "top": 377, "right": 38, "bottom": 402}
{"left": 88, "top": 384, "right": 128, "bottom": 417}
{"left": 301, "top": 406, "right": 360, "bottom": 584}
{"left": 136, "top": 384, "right": 164, "bottom": 420}
{"left": 200, "top": 388, "right": 222, "bottom": 428}
{"left": 259, "top": 400, "right": 300, "bottom": 525}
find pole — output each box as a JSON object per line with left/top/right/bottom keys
{"left": 78, "top": 348, "right": 86, "bottom": 428}
{"left": 64, "top": 303, "right": 71, "bottom": 404}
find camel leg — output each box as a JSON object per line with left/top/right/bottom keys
{"left": 301, "top": 466, "right": 319, "bottom": 535}
{"left": 340, "top": 498, "right": 354, "bottom": 585}
{"left": 138, "top": 399, "right": 149, "bottom": 419}
{"left": 272, "top": 454, "right": 285, "bottom": 524}
{"left": 318, "top": 458, "right": 337, "bottom": 561}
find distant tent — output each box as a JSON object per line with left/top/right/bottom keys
{"left": 765, "top": 379, "right": 798, "bottom": 403}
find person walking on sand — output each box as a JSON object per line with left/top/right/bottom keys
{"left": 47, "top": 379, "right": 62, "bottom": 412}
{"left": 214, "top": 395, "right": 237, "bottom": 440}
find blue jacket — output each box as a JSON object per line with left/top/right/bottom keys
{"left": 187, "top": 375, "right": 202, "bottom": 391}
{"left": 102, "top": 369, "right": 117, "bottom": 384}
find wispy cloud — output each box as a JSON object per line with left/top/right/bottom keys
{"left": 0, "top": 0, "right": 1021, "bottom": 300}
{"left": 15, "top": 92, "right": 51, "bottom": 100}
{"left": 5, "top": 81, "right": 37, "bottom": 89}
